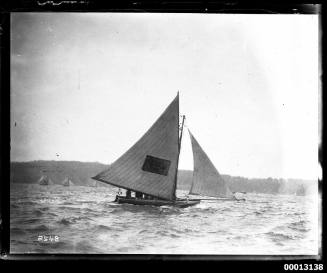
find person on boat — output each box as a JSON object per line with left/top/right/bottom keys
{"left": 144, "top": 194, "right": 152, "bottom": 200}
{"left": 135, "top": 191, "right": 142, "bottom": 199}
{"left": 126, "top": 189, "right": 131, "bottom": 198}
{"left": 145, "top": 194, "right": 152, "bottom": 200}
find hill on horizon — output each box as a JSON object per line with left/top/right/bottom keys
{"left": 10, "top": 160, "right": 317, "bottom": 195}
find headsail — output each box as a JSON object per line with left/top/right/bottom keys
{"left": 62, "top": 177, "right": 74, "bottom": 186}
{"left": 188, "top": 130, "right": 233, "bottom": 198}
{"left": 38, "top": 175, "right": 53, "bottom": 185}
{"left": 92, "top": 95, "right": 180, "bottom": 200}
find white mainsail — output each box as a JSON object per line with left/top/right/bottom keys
{"left": 62, "top": 178, "right": 74, "bottom": 186}
{"left": 38, "top": 175, "right": 53, "bottom": 185}
{"left": 92, "top": 95, "right": 180, "bottom": 200}
{"left": 189, "top": 130, "right": 233, "bottom": 198}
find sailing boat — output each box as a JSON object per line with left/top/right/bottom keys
{"left": 188, "top": 130, "right": 243, "bottom": 201}
{"left": 92, "top": 94, "right": 200, "bottom": 208}
{"left": 296, "top": 184, "right": 305, "bottom": 196}
{"left": 38, "top": 175, "right": 54, "bottom": 185}
{"left": 62, "top": 177, "right": 74, "bottom": 187}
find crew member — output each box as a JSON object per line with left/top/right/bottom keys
{"left": 126, "top": 189, "right": 131, "bottom": 198}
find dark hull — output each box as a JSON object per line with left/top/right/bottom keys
{"left": 115, "top": 196, "right": 200, "bottom": 208}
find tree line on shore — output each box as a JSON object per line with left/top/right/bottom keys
{"left": 10, "top": 161, "right": 316, "bottom": 195}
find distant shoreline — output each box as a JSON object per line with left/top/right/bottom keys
{"left": 10, "top": 159, "right": 317, "bottom": 181}
{"left": 10, "top": 160, "right": 317, "bottom": 195}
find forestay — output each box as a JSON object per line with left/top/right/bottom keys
{"left": 189, "top": 130, "right": 233, "bottom": 198}
{"left": 92, "top": 95, "right": 180, "bottom": 200}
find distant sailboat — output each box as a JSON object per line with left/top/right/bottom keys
{"left": 62, "top": 177, "right": 74, "bottom": 187}
{"left": 92, "top": 94, "right": 200, "bottom": 208}
{"left": 188, "top": 130, "right": 242, "bottom": 201}
{"left": 296, "top": 184, "right": 305, "bottom": 196}
{"left": 38, "top": 175, "right": 53, "bottom": 185}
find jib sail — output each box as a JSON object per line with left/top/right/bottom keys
{"left": 189, "top": 130, "right": 233, "bottom": 198}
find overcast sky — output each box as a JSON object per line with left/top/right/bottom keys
{"left": 11, "top": 13, "right": 319, "bottom": 180}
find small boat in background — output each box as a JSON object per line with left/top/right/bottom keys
{"left": 62, "top": 177, "right": 74, "bottom": 187}
{"left": 296, "top": 184, "right": 306, "bottom": 196}
{"left": 38, "top": 175, "right": 54, "bottom": 185}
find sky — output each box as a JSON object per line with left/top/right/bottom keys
{"left": 11, "top": 13, "right": 319, "bottom": 180}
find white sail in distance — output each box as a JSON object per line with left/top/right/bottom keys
{"left": 62, "top": 178, "right": 74, "bottom": 186}
{"left": 188, "top": 130, "right": 233, "bottom": 198}
{"left": 92, "top": 94, "right": 180, "bottom": 200}
{"left": 38, "top": 175, "right": 53, "bottom": 185}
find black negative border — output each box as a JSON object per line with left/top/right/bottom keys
{"left": 0, "top": 0, "right": 325, "bottom": 269}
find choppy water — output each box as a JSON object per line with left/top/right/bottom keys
{"left": 10, "top": 183, "right": 319, "bottom": 254}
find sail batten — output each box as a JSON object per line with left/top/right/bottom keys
{"left": 189, "top": 130, "right": 233, "bottom": 198}
{"left": 93, "top": 95, "right": 180, "bottom": 200}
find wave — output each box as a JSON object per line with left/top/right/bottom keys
{"left": 56, "top": 206, "right": 83, "bottom": 211}
{"left": 19, "top": 218, "right": 40, "bottom": 224}
{"left": 16, "top": 201, "right": 38, "bottom": 206}
{"left": 138, "top": 229, "right": 149, "bottom": 234}
{"left": 10, "top": 227, "right": 26, "bottom": 235}
{"left": 272, "top": 219, "right": 310, "bottom": 234}
{"left": 29, "top": 224, "right": 50, "bottom": 232}
{"left": 59, "top": 218, "right": 73, "bottom": 225}
{"left": 254, "top": 209, "right": 268, "bottom": 215}
{"left": 43, "top": 241, "right": 69, "bottom": 249}
{"left": 77, "top": 200, "right": 96, "bottom": 204}
{"left": 154, "top": 229, "right": 182, "bottom": 238}
{"left": 73, "top": 240, "right": 101, "bottom": 253}
{"left": 289, "top": 220, "right": 310, "bottom": 232}
{"left": 158, "top": 207, "right": 183, "bottom": 215}
{"left": 191, "top": 207, "right": 218, "bottom": 214}
{"left": 265, "top": 231, "right": 296, "bottom": 241}
{"left": 33, "top": 209, "right": 44, "bottom": 217}
{"left": 58, "top": 215, "right": 95, "bottom": 226}
{"left": 96, "top": 225, "right": 117, "bottom": 232}
{"left": 62, "top": 202, "right": 75, "bottom": 205}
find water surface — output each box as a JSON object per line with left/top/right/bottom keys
{"left": 10, "top": 184, "right": 319, "bottom": 254}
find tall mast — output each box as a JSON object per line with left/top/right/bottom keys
{"left": 173, "top": 114, "right": 185, "bottom": 200}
